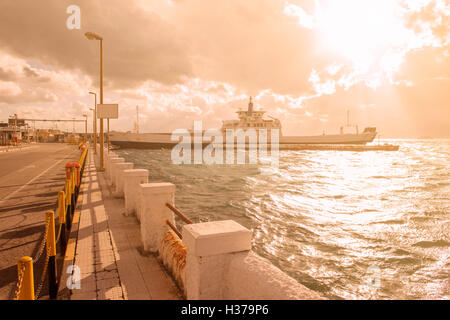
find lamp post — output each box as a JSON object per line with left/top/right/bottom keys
{"left": 85, "top": 32, "right": 104, "bottom": 171}
{"left": 83, "top": 114, "right": 88, "bottom": 143}
{"left": 89, "top": 108, "right": 95, "bottom": 146}
{"left": 107, "top": 118, "right": 110, "bottom": 154}
{"left": 89, "top": 91, "right": 97, "bottom": 154}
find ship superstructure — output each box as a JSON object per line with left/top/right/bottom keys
{"left": 221, "top": 97, "right": 281, "bottom": 134}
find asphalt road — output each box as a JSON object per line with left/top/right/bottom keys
{"left": 0, "top": 143, "right": 80, "bottom": 299}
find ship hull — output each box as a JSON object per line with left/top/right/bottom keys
{"left": 109, "top": 131, "right": 377, "bottom": 149}
{"left": 280, "top": 133, "right": 377, "bottom": 145}
{"left": 109, "top": 140, "right": 175, "bottom": 149}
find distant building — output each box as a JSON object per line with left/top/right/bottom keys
{"left": 0, "top": 125, "right": 28, "bottom": 145}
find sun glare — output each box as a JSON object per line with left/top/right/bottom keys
{"left": 316, "top": 0, "right": 409, "bottom": 73}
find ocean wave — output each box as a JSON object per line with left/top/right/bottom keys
{"left": 412, "top": 240, "right": 449, "bottom": 248}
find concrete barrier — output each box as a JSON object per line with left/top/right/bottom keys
{"left": 136, "top": 185, "right": 144, "bottom": 222}
{"left": 105, "top": 152, "right": 118, "bottom": 174}
{"left": 107, "top": 157, "right": 124, "bottom": 182}
{"left": 224, "top": 251, "right": 322, "bottom": 300}
{"left": 182, "top": 220, "right": 252, "bottom": 299}
{"left": 181, "top": 220, "right": 322, "bottom": 300}
{"left": 140, "top": 183, "right": 175, "bottom": 253}
{"left": 123, "top": 169, "right": 149, "bottom": 216}
{"left": 113, "top": 162, "right": 134, "bottom": 198}
{"left": 108, "top": 158, "right": 125, "bottom": 185}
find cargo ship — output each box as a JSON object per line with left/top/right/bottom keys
{"left": 109, "top": 98, "right": 377, "bottom": 149}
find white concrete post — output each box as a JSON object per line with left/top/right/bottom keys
{"left": 107, "top": 157, "right": 124, "bottom": 181}
{"left": 140, "top": 183, "right": 175, "bottom": 253}
{"left": 105, "top": 152, "right": 117, "bottom": 174}
{"left": 113, "top": 162, "right": 134, "bottom": 198}
{"left": 108, "top": 158, "right": 125, "bottom": 185}
{"left": 182, "top": 220, "right": 252, "bottom": 300}
{"left": 123, "top": 169, "right": 149, "bottom": 216}
{"left": 136, "top": 185, "right": 145, "bottom": 222}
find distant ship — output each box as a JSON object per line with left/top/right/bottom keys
{"left": 109, "top": 99, "right": 377, "bottom": 149}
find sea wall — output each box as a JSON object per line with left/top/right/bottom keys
{"left": 104, "top": 150, "right": 322, "bottom": 300}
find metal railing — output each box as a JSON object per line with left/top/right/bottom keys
{"left": 13, "top": 143, "right": 89, "bottom": 300}
{"left": 166, "top": 203, "right": 193, "bottom": 224}
{"left": 165, "top": 203, "right": 193, "bottom": 239}
{"left": 166, "top": 220, "right": 182, "bottom": 239}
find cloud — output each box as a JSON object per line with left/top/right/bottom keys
{"left": 404, "top": 0, "right": 450, "bottom": 42}
{"left": 0, "top": 68, "right": 17, "bottom": 81}
{"left": 0, "top": 0, "right": 192, "bottom": 90}
{"left": 0, "top": 0, "right": 448, "bottom": 137}
{"left": 0, "top": 51, "right": 90, "bottom": 104}
{"left": 166, "top": 0, "right": 329, "bottom": 95}
{"left": 299, "top": 79, "right": 450, "bottom": 138}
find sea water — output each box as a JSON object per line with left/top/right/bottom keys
{"left": 116, "top": 139, "right": 449, "bottom": 299}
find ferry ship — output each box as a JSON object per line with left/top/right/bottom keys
{"left": 109, "top": 98, "right": 377, "bottom": 149}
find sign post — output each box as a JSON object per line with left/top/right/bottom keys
{"left": 97, "top": 104, "right": 118, "bottom": 155}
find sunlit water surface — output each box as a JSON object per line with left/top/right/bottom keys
{"left": 116, "top": 140, "right": 449, "bottom": 299}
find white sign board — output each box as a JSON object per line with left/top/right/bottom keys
{"left": 97, "top": 104, "right": 118, "bottom": 119}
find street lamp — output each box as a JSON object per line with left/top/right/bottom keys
{"left": 88, "top": 91, "right": 97, "bottom": 154}
{"left": 85, "top": 31, "right": 104, "bottom": 171}
{"left": 83, "top": 114, "right": 88, "bottom": 143}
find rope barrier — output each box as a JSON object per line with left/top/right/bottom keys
{"left": 14, "top": 257, "right": 34, "bottom": 300}
{"left": 35, "top": 240, "right": 50, "bottom": 299}
{"left": 33, "top": 219, "right": 49, "bottom": 262}
{"left": 55, "top": 222, "right": 62, "bottom": 245}
{"left": 13, "top": 261, "right": 26, "bottom": 300}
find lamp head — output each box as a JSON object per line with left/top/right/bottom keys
{"left": 85, "top": 32, "right": 103, "bottom": 41}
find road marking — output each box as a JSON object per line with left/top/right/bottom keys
{"left": 0, "top": 148, "right": 77, "bottom": 204}
{"left": 16, "top": 164, "right": 36, "bottom": 173}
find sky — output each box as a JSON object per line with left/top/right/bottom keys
{"left": 0, "top": 0, "right": 448, "bottom": 138}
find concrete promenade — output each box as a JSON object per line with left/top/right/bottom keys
{"left": 0, "top": 144, "right": 80, "bottom": 299}
{"left": 60, "top": 151, "right": 182, "bottom": 300}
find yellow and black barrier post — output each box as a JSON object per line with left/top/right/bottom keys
{"left": 46, "top": 210, "right": 58, "bottom": 299}
{"left": 71, "top": 167, "right": 77, "bottom": 210}
{"left": 15, "top": 256, "right": 34, "bottom": 300}
{"left": 79, "top": 144, "right": 86, "bottom": 177}
{"left": 79, "top": 145, "right": 88, "bottom": 184}
{"left": 65, "top": 179, "right": 72, "bottom": 231}
{"left": 58, "top": 191, "right": 66, "bottom": 252}
{"left": 73, "top": 163, "right": 80, "bottom": 200}
{"left": 65, "top": 163, "right": 76, "bottom": 219}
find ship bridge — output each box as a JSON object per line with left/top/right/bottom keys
{"left": 222, "top": 97, "right": 281, "bottom": 132}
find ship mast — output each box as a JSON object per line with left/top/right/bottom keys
{"left": 345, "top": 109, "right": 358, "bottom": 134}
{"left": 135, "top": 105, "right": 140, "bottom": 134}
{"left": 247, "top": 96, "right": 253, "bottom": 116}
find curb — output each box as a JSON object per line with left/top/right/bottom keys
{"left": 57, "top": 173, "right": 85, "bottom": 299}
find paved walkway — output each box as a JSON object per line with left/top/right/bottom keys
{"left": 60, "top": 151, "right": 182, "bottom": 300}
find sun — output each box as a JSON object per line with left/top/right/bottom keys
{"left": 315, "top": 0, "right": 408, "bottom": 72}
